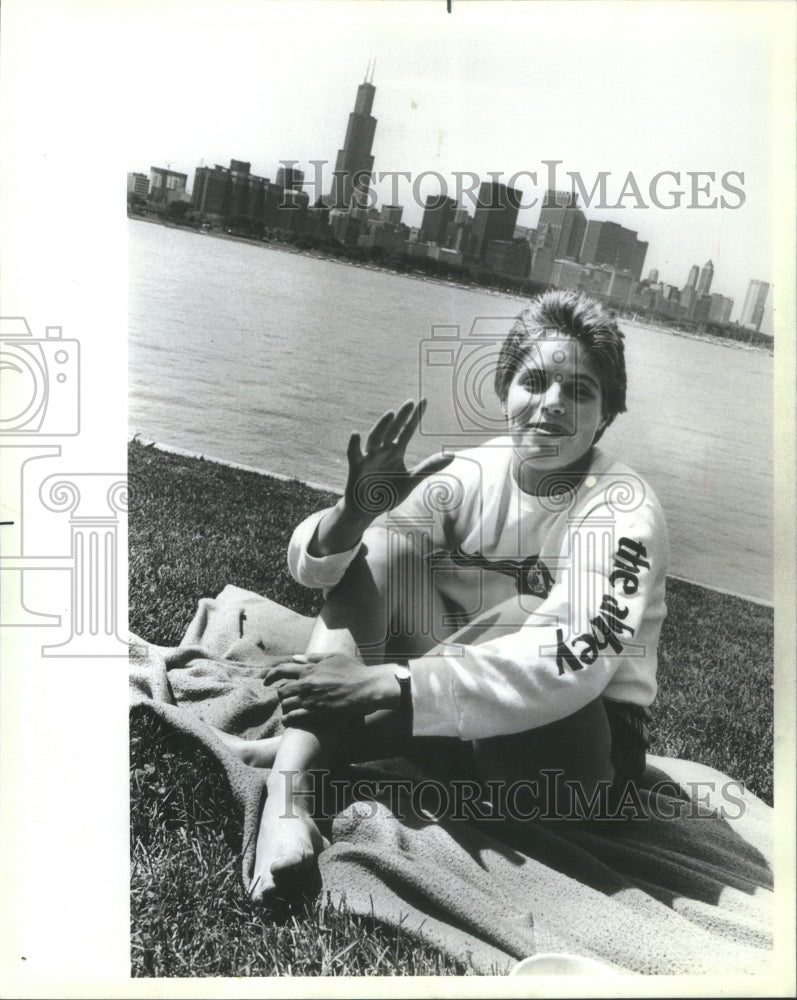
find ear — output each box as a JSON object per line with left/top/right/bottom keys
{"left": 593, "top": 416, "right": 610, "bottom": 443}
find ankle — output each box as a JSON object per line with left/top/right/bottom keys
{"left": 266, "top": 767, "right": 322, "bottom": 816}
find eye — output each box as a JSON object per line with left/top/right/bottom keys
{"left": 519, "top": 368, "right": 545, "bottom": 392}
{"left": 571, "top": 379, "right": 597, "bottom": 400}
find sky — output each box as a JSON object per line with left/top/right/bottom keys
{"left": 106, "top": 0, "right": 787, "bottom": 330}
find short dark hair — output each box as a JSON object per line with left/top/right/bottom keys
{"left": 494, "top": 290, "right": 628, "bottom": 436}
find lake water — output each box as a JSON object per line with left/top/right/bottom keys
{"left": 128, "top": 219, "right": 773, "bottom": 602}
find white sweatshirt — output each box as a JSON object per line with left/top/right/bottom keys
{"left": 288, "top": 439, "right": 668, "bottom": 741}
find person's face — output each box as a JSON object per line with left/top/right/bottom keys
{"left": 502, "top": 336, "right": 606, "bottom": 481}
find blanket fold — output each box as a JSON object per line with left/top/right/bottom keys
{"left": 130, "top": 585, "right": 773, "bottom": 975}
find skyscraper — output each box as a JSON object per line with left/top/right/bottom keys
{"left": 685, "top": 264, "right": 699, "bottom": 289}
{"left": 579, "top": 220, "right": 648, "bottom": 281}
{"left": 739, "top": 280, "right": 770, "bottom": 332}
{"left": 329, "top": 67, "right": 378, "bottom": 211}
{"left": 697, "top": 260, "right": 714, "bottom": 295}
{"left": 470, "top": 181, "right": 522, "bottom": 259}
{"left": 420, "top": 194, "right": 457, "bottom": 245}
{"left": 535, "top": 190, "right": 587, "bottom": 261}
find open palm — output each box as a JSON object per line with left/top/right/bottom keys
{"left": 344, "top": 399, "right": 453, "bottom": 516}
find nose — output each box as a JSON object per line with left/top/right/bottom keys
{"left": 542, "top": 378, "right": 566, "bottom": 415}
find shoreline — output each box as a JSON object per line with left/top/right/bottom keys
{"left": 129, "top": 435, "right": 774, "bottom": 609}
{"left": 127, "top": 214, "right": 773, "bottom": 356}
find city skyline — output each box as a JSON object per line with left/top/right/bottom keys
{"left": 115, "top": 3, "right": 780, "bottom": 331}
{"left": 134, "top": 99, "right": 764, "bottom": 326}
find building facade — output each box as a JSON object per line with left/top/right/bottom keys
{"left": 470, "top": 181, "right": 522, "bottom": 259}
{"left": 380, "top": 204, "right": 404, "bottom": 226}
{"left": 534, "top": 189, "right": 587, "bottom": 262}
{"left": 579, "top": 220, "right": 648, "bottom": 281}
{"left": 551, "top": 260, "right": 633, "bottom": 305}
{"left": 739, "top": 279, "right": 770, "bottom": 332}
{"left": 192, "top": 159, "right": 308, "bottom": 233}
{"left": 329, "top": 76, "right": 378, "bottom": 211}
{"left": 420, "top": 194, "right": 457, "bottom": 245}
{"left": 127, "top": 172, "right": 149, "bottom": 197}
{"left": 697, "top": 260, "right": 714, "bottom": 295}
{"left": 275, "top": 165, "right": 305, "bottom": 191}
{"left": 149, "top": 166, "right": 188, "bottom": 204}
{"left": 708, "top": 293, "right": 734, "bottom": 324}
{"left": 483, "top": 239, "right": 531, "bottom": 279}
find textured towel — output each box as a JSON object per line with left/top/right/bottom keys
{"left": 129, "top": 585, "right": 773, "bottom": 975}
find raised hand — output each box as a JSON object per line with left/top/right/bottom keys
{"left": 309, "top": 399, "right": 453, "bottom": 558}
{"left": 344, "top": 398, "right": 453, "bottom": 518}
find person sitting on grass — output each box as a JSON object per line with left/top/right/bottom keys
{"left": 217, "top": 289, "right": 669, "bottom": 902}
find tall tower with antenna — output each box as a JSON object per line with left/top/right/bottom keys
{"left": 329, "top": 62, "right": 378, "bottom": 212}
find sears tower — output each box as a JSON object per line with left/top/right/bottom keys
{"left": 330, "top": 65, "right": 377, "bottom": 211}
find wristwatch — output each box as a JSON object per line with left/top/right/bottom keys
{"left": 395, "top": 667, "right": 412, "bottom": 717}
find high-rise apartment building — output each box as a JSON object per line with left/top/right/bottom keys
{"left": 470, "top": 181, "right": 522, "bottom": 259}
{"left": 193, "top": 160, "right": 254, "bottom": 217}
{"left": 420, "top": 194, "right": 457, "bottom": 245}
{"left": 329, "top": 70, "right": 378, "bottom": 211}
{"left": 697, "top": 260, "right": 714, "bottom": 295}
{"left": 739, "top": 280, "right": 770, "bottom": 332}
{"left": 579, "top": 220, "right": 647, "bottom": 281}
{"left": 127, "top": 172, "right": 149, "bottom": 197}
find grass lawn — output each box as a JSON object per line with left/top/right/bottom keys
{"left": 128, "top": 439, "right": 774, "bottom": 976}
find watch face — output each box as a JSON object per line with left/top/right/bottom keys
{"left": 0, "top": 345, "right": 47, "bottom": 431}
{"left": 395, "top": 670, "right": 412, "bottom": 712}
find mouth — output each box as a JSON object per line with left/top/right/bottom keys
{"left": 523, "top": 422, "right": 571, "bottom": 436}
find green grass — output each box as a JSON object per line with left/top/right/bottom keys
{"left": 128, "top": 438, "right": 773, "bottom": 976}
{"left": 130, "top": 710, "right": 470, "bottom": 976}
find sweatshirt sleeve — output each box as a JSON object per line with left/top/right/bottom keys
{"left": 408, "top": 496, "right": 668, "bottom": 740}
{"left": 287, "top": 470, "right": 454, "bottom": 592}
{"left": 287, "top": 508, "right": 363, "bottom": 591}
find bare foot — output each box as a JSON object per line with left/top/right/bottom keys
{"left": 249, "top": 786, "right": 328, "bottom": 902}
{"left": 211, "top": 728, "right": 280, "bottom": 768}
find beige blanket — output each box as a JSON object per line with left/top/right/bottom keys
{"left": 130, "top": 585, "right": 773, "bottom": 975}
